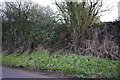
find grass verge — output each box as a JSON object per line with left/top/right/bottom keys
{"left": 1, "top": 51, "right": 120, "bottom": 78}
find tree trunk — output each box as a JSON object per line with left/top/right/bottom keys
{"left": 72, "top": 28, "right": 79, "bottom": 53}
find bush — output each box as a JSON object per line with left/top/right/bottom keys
{"left": 2, "top": 1, "right": 56, "bottom": 53}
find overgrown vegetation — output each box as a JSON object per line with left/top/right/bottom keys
{"left": 1, "top": 0, "right": 119, "bottom": 60}
{"left": 1, "top": 0, "right": 120, "bottom": 78}
{"left": 2, "top": 1, "right": 57, "bottom": 53}
{"left": 2, "top": 52, "right": 120, "bottom": 78}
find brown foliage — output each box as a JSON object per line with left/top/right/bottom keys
{"left": 77, "top": 21, "right": 120, "bottom": 60}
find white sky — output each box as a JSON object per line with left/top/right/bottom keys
{"left": 32, "top": 0, "right": 120, "bottom": 22}
{"left": 1, "top": 0, "right": 120, "bottom": 22}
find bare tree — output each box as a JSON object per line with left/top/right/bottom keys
{"left": 55, "top": 0, "right": 109, "bottom": 53}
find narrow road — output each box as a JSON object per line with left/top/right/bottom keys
{"left": 2, "top": 66, "right": 53, "bottom": 78}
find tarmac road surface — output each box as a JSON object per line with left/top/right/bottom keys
{"left": 2, "top": 66, "right": 53, "bottom": 78}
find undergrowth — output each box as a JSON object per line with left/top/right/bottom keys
{"left": 1, "top": 51, "right": 120, "bottom": 78}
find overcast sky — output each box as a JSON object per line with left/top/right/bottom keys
{"left": 1, "top": 0, "right": 120, "bottom": 22}
{"left": 32, "top": 0, "right": 120, "bottom": 22}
